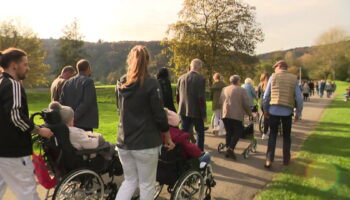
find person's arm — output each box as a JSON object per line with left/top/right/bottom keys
{"left": 1, "top": 81, "right": 52, "bottom": 137}
{"left": 294, "top": 81, "right": 303, "bottom": 120}
{"left": 199, "top": 78, "right": 207, "bottom": 120}
{"left": 262, "top": 77, "right": 272, "bottom": 116}
{"left": 150, "top": 81, "right": 174, "bottom": 149}
{"left": 150, "top": 81, "right": 169, "bottom": 133}
{"left": 70, "top": 128, "right": 99, "bottom": 149}
{"left": 75, "top": 79, "right": 97, "bottom": 122}
{"left": 176, "top": 78, "right": 180, "bottom": 104}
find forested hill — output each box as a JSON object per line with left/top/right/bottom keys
{"left": 258, "top": 46, "right": 311, "bottom": 61}
{"left": 42, "top": 39, "right": 167, "bottom": 84}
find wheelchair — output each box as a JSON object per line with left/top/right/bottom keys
{"left": 30, "top": 109, "right": 131, "bottom": 200}
{"left": 154, "top": 146, "right": 216, "bottom": 200}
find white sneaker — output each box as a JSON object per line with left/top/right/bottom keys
{"left": 262, "top": 134, "right": 269, "bottom": 140}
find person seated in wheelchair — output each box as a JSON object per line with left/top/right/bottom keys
{"left": 49, "top": 102, "right": 116, "bottom": 161}
{"left": 165, "top": 108, "right": 211, "bottom": 165}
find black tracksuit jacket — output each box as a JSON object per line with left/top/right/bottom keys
{"left": 0, "top": 72, "right": 34, "bottom": 157}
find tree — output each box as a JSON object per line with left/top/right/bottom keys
{"left": 163, "top": 0, "right": 263, "bottom": 84}
{"left": 0, "top": 20, "right": 50, "bottom": 87}
{"left": 56, "top": 18, "right": 85, "bottom": 73}
{"left": 312, "top": 27, "right": 349, "bottom": 80}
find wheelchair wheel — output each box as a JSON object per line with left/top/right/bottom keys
{"left": 243, "top": 149, "right": 250, "bottom": 159}
{"left": 171, "top": 170, "right": 204, "bottom": 200}
{"left": 217, "top": 143, "right": 225, "bottom": 153}
{"left": 53, "top": 169, "right": 104, "bottom": 200}
{"left": 154, "top": 181, "right": 163, "bottom": 199}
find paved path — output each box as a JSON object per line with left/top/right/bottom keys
{"left": 4, "top": 96, "right": 332, "bottom": 200}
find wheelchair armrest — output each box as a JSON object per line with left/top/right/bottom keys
{"left": 75, "top": 145, "right": 110, "bottom": 156}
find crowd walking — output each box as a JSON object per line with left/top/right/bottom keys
{"left": 5, "top": 45, "right": 345, "bottom": 200}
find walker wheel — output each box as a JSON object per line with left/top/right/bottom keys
{"left": 217, "top": 143, "right": 225, "bottom": 153}
{"left": 243, "top": 149, "right": 249, "bottom": 159}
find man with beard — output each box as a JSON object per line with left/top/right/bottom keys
{"left": 0, "top": 47, "right": 53, "bottom": 200}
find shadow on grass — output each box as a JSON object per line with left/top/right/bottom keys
{"left": 302, "top": 134, "right": 350, "bottom": 159}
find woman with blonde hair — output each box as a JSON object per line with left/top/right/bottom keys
{"left": 115, "top": 45, "right": 175, "bottom": 200}
{"left": 258, "top": 72, "right": 270, "bottom": 139}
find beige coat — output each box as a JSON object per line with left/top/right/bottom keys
{"left": 220, "top": 85, "right": 252, "bottom": 122}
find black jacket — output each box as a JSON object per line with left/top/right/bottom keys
{"left": 116, "top": 76, "right": 169, "bottom": 150}
{"left": 0, "top": 73, "right": 34, "bottom": 157}
{"left": 157, "top": 78, "right": 176, "bottom": 112}
{"left": 60, "top": 74, "right": 99, "bottom": 129}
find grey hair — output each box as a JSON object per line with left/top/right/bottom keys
{"left": 190, "top": 58, "right": 203, "bottom": 69}
{"left": 244, "top": 78, "right": 253, "bottom": 84}
{"left": 230, "top": 75, "right": 241, "bottom": 85}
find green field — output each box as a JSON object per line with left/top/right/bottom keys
{"left": 257, "top": 81, "right": 350, "bottom": 200}
{"left": 27, "top": 86, "right": 213, "bottom": 143}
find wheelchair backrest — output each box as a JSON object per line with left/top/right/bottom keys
{"left": 36, "top": 110, "right": 86, "bottom": 178}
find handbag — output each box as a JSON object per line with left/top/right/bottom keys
{"left": 32, "top": 152, "right": 56, "bottom": 189}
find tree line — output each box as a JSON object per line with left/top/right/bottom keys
{"left": 1, "top": 0, "right": 349, "bottom": 88}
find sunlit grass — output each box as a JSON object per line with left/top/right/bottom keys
{"left": 257, "top": 81, "right": 350, "bottom": 200}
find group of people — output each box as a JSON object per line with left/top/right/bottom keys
{"left": 205, "top": 61, "right": 303, "bottom": 166}
{"left": 300, "top": 79, "right": 337, "bottom": 101}
{"left": 0, "top": 45, "right": 304, "bottom": 200}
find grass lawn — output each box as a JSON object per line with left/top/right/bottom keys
{"left": 257, "top": 81, "right": 350, "bottom": 200}
{"left": 27, "top": 87, "right": 213, "bottom": 143}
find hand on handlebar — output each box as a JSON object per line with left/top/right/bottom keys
{"left": 165, "top": 138, "right": 175, "bottom": 150}
{"left": 38, "top": 127, "right": 53, "bottom": 138}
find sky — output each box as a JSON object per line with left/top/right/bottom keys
{"left": 0, "top": 0, "right": 349, "bottom": 54}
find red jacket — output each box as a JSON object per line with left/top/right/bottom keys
{"left": 162, "top": 127, "right": 202, "bottom": 159}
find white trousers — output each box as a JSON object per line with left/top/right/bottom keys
{"left": 0, "top": 156, "right": 39, "bottom": 200}
{"left": 116, "top": 147, "right": 159, "bottom": 200}
{"left": 213, "top": 109, "right": 225, "bottom": 131}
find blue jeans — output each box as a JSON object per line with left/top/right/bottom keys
{"left": 181, "top": 115, "right": 205, "bottom": 151}
{"left": 199, "top": 152, "right": 211, "bottom": 164}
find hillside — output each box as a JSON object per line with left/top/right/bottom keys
{"left": 42, "top": 39, "right": 166, "bottom": 83}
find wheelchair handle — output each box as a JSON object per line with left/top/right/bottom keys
{"left": 30, "top": 112, "right": 44, "bottom": 125}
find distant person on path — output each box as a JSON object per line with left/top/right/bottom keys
{"left": 220, "top": 75, "right": 252, "bottom": 160}
{"left": 0, "top": 48, "right": 53, "bottom": 200}
{"left": 331, "top": 81, "right": 337, "bottom": 95}
{"left": 116, "top": 45, "right": 174, "bottom": 200}
{"left": 241, "top": 77, "right": 257, "bottom": 107}
{"left": 302, "top": 81, "right": 310, "bottom": 101}
{"left": 263, "top": 60, "right": 303, "bottom": 168}
{"left": 325, "top": 81, "right": 333, "bottom": 98}
{"left": 315, "top": 80, "right": 319, "bottom": 96}
{"left": 156, "top": 67, "right": 176, "bottom": 112}
{"left": 177, "top": 58, "right": 207, "bottom": 151}
{"left": 210, "top": 73, "right": 226, "bottom": 135}
{"left": 308, "top": 80, "right": 315, "bottom": 96}
{"left": 258, "top": 72, "right": 270, "bottom": 139}
{"left": 344, "top": 86, "right": 350, "bottom": 101}
{"left": 60, "top": 59, "right": 99, "bottom": 132}
{"left": 318, "top": 79, "right": 326, "bottom": 98}
{"left": 50, "top": 65, "right": 76, "bottom": 101}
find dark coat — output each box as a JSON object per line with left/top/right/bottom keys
{"left": 116, "top": 75, "right": 169, "bottom": 150}
{"left": 158, "top": 78, "right": 176, "bottom": 112}
{"left": 211, "top": 81, "right": 226, "bottom": 110}
{"left": 60, "top": 74, "right": 99, "bottom": 129}
{"left": 177, "top": 71, "right": 206, "bottom": 119}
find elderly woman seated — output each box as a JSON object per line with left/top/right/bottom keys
{"left": 49, "top": 102, "right": 116, "bottom": 160}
